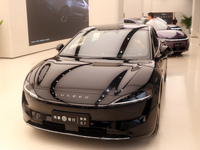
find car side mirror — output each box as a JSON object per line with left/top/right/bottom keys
{"left": 56, "top": 44, "right": 64, "bottom": 52}
{"left": 160, "top": 45, "right": 173, "bottom": 55}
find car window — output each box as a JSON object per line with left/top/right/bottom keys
{"left": 152, "top": 28, "right": 158, "bottom": 50}
{"left": 60, "top": 29, "right": 150, "bottom": 60}
{"left": 150, "top": 28, "right": 159, "bottom": 56}
{"left": 142, "top": 19, "right": 148, "bottom": 24}
{"left": 123, "top": 31, "right": 149, "bottom": 57}
{"left": 62, "top": 32, "right": 85, "bottom": 55}
{"left": 154, "top": 18, "right": 168, "bottom": 30}
{"left": 124, "top": 20, "right": 135, "bottom": 24}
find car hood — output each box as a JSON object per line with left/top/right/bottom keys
{"left": 157, "top": 30, "right": 187, "bottom": 39}
{"left": 30, "top": 58, "right": 154, "bottom": 106}
{"left": 168, "top": 24, "right": 180, "bottom": 28}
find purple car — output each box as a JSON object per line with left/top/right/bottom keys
{"left": 157, "top": 30, "right": 189, "bottom": 54}
{"left": 124, "top": 18, "right": 189, "bottom": 54}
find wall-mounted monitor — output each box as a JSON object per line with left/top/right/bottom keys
{"left": 153, "top": 12, "right": 173, "bottom": 24}
{"left": 26, "top": 0, "right": 89, "bottom": 46}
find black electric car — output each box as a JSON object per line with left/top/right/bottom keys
{"left": 22, "top": 24, "right": 171, "bottom": 140}
{"left": 124, "top": 18, "right": 189, "bottom": 54}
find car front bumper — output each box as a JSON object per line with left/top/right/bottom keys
{"left": 165, "top": 39, "right": 189, "bottom": 53}
{"left": 22, "top": 91, "right": 158, "bottom": 140}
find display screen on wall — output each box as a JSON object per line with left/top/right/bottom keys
{"left": 26, "top": 0, "right": 89, "bottom": 46}
{"left": 153, "top": 12, "right": 173, "bottom": 24}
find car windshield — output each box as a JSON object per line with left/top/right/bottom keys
{"left": 60, "top": 28, "right": 150, "bottom": 60}
{"left": 154, "top": 17, "right": 168, "bottom": 30}
{"left": 141, "top": 17, "right": 169, "bottom": 30}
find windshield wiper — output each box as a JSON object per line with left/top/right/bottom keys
{"left": 71, "top": 56, "right": 119, "bottom": 60}
{"left": 60, "top": 55, "right": 81, "bottom": 60}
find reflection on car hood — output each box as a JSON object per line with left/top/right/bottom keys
{"left": 31, "top": 58, "right": 155, "bottom": 106}
{"left": 157, "top": 30, "right": 187, "bottom": 39}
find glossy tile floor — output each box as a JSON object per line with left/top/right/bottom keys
{"left": 0, "top": 38, "right": 200, "bottom": 150}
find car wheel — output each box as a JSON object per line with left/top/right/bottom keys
{"left": 60, "top": 7, "right": 70, "bottom": 23}
{"left": 176, "top": 52, "right": 183, "bottom": 55}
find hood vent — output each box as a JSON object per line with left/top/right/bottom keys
{"left": 37, "top": 64, "right": 51, "bottom": 85}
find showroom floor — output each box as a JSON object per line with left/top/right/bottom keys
{"left": 0, "top": 38, "right": 200, "bottom": 150}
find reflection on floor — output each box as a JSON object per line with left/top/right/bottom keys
{"left": 0, "top": 38, "right": 200, "bottom": 150}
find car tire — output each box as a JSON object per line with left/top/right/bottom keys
{"left": 60, "top": 7, "right": 70, "bottom": 23}
{"left": 176, "top": 52, "right": 183, "bottom": 55}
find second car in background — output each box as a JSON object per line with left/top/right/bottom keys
{"left": 124, "top": 17, "right": 189, "bottom": 54}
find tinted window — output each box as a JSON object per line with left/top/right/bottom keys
{"left": 152, "top": 28, "right": 158, "bottom": 50}
{"left": 124, "top": 20, "right": 135, "bottom": 24}
{"left": 154, "top": 18, "right": 168, "bottom": 30}
{"left": 60, "top": 29, "right": 150, "bottom": 59}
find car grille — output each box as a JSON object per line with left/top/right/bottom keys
{"left": 173, "top": 47, "right": 187, "bottom": 52}
{"left": 27, "top": 120, "right": 130, "bottom": 140}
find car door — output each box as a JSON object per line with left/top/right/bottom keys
{"left": 152, "top": 28, "right": 167, "bottom": 80}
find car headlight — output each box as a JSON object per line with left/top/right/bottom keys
{"left": 110, "top": 89, "right": 152, "bottom": 105}
{"left": 160, "top": 37, "right": 189, "bottom": 42}
{"left": 23, "top": 73, "right": 38, "bottom": 99}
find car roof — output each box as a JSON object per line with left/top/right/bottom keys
{"left": 124, "top": 24, "right": 148, "bottom": 30}
{"left": 125, "top": 18, "right": 141, "bottom": 20}
{"left": 81, "top": 24, "right": 150, "bottom": 32}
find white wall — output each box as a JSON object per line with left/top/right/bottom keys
{"left": 0, "top": 0, "right": 67, "bottom": 58}
{"left": 191, "top": 0, "right": 200, "bottom": 40}
{"left": 125, "top": 0, "right": 193, "bottom": 27}
{"left": 89, "top": 0, "right": 124, "bottom": 26}
{"left": 124, "top": 0, "right": 144, "bottom": 18}
{"left": 149, "top": 0, "right": 193, "bottom": 16}
{"left": 150, "top": 0, "right": 193, "bottom": 31}
{"left": 0, "top": 0, "right": 12, "bottom": 57}
{"left": 0, "top": 0, "right": 124, "bottom": 58}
